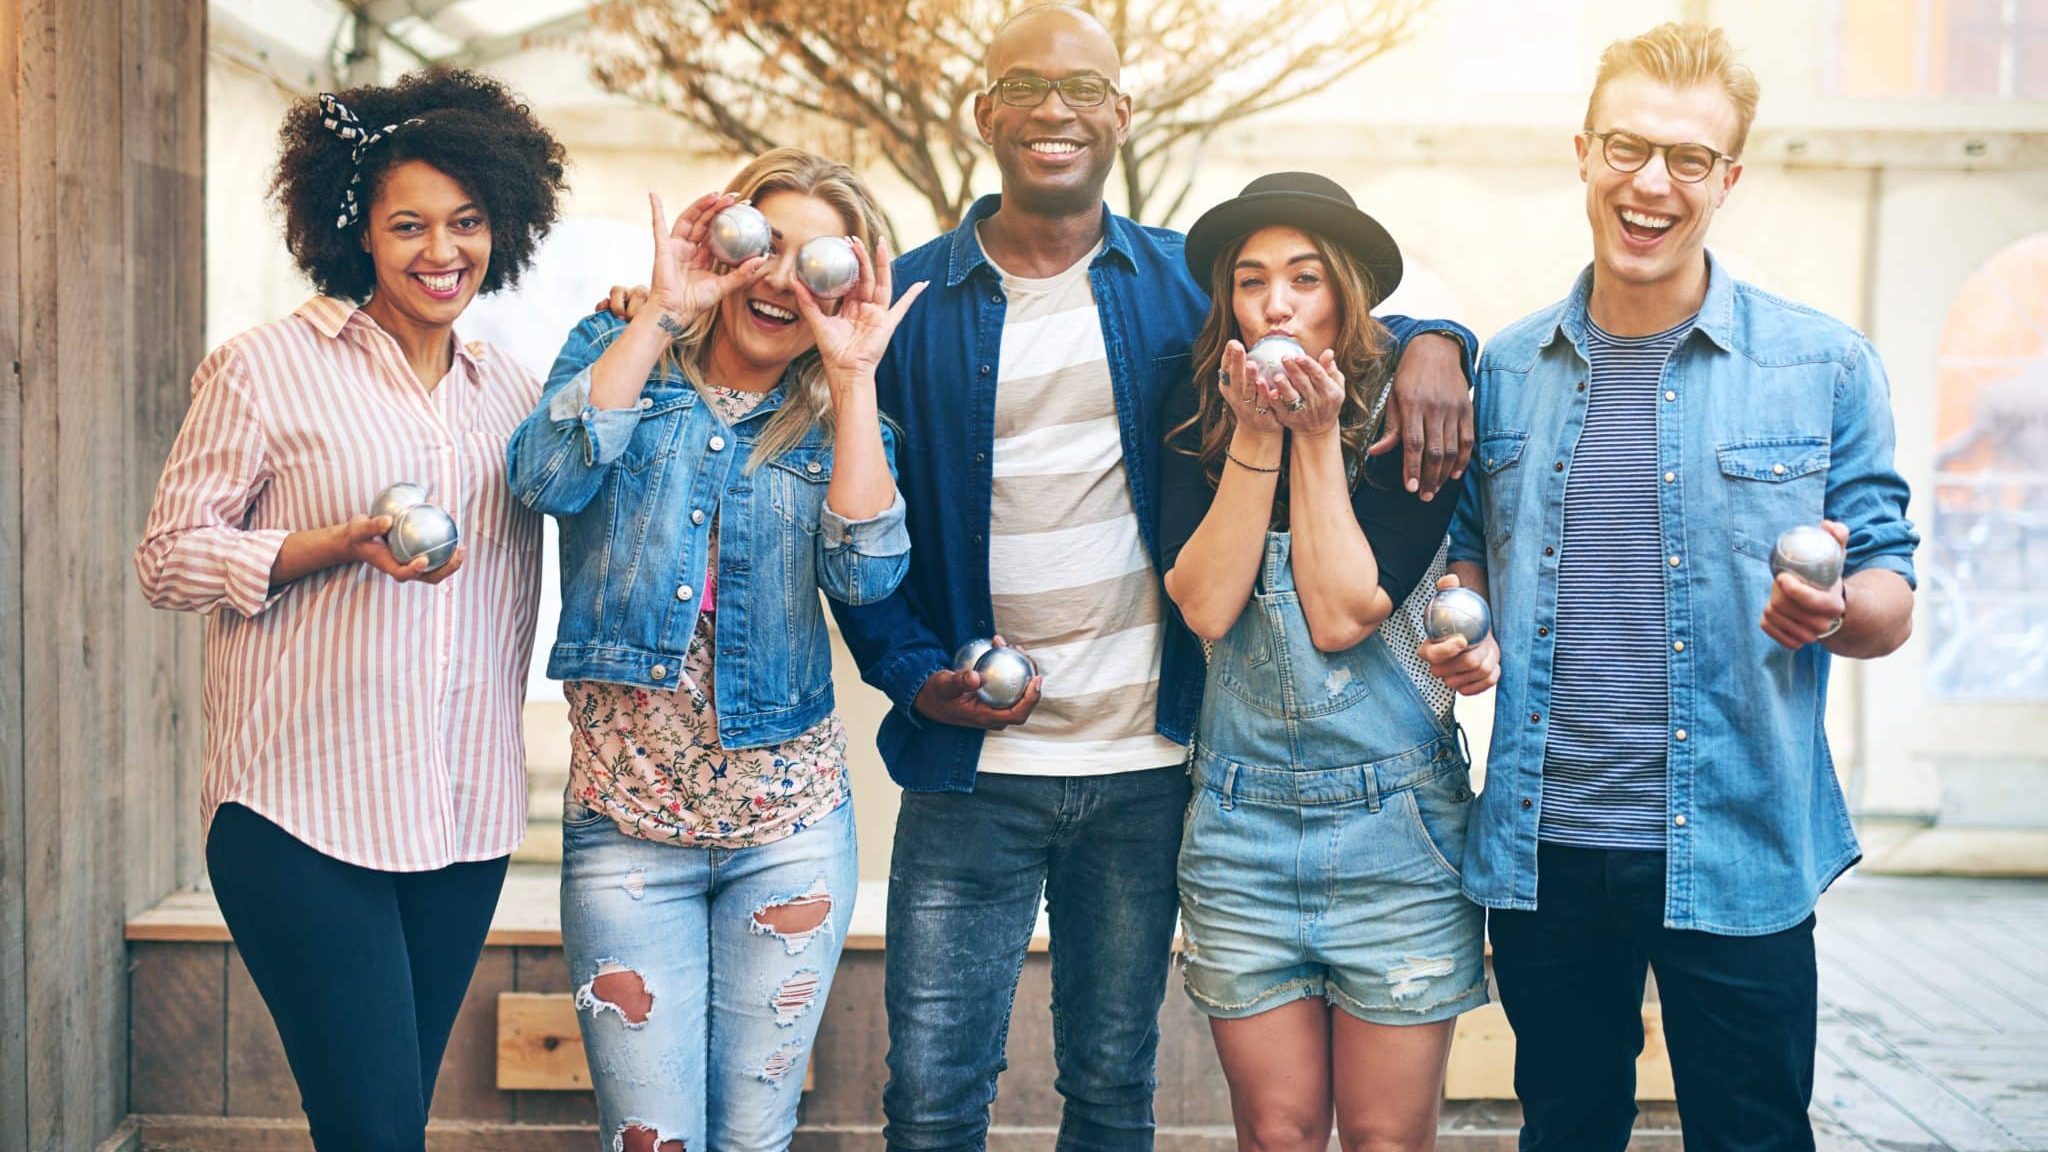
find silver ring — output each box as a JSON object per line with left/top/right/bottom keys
{"left": 1286, "top": 396, "right": 1309, "bottom": 412}
{"left": 1253, "top": 406, "right": 1271, "bottom": 415}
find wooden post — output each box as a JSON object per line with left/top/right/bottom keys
{"left": 1, "top": 2, "right": 208, "bottom": 1149}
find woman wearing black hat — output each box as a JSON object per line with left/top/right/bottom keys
{"left": 1161, "top": 173, "right": 1488, "bottom": 1151}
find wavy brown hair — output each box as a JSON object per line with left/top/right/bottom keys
{"left": 1168, "top": 228, "right": 1395, "bottom": 527}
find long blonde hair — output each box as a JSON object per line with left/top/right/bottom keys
{"left": 663, "top": 147, "right": 890, "bottom": 467}
{"left": 1169, "top": 228, "right": 1393, "bottom": 527}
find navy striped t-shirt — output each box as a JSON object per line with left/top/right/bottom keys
{"left": 1538, "top": 316, "right": 1694, "bottom": 850}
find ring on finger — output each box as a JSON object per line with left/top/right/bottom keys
{"left": 1253, "top": 405, "right": 1272, "bottom": 415}
{"left": 1286, "top": 396, "right": 1309, "bottom": 412}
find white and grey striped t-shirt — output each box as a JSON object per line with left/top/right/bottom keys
{"left": 1538, "top": 317, "right": 1694, "bottom": 850}
{"left": 976, "top": 238, "right": 1186, "bottom": 777}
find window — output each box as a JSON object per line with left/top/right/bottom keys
{"left": 1831, "top": 0, "right": 2048, "bottom": 99}
{"left": 1926, "top": 233, "right": 2048, "bottom": 700}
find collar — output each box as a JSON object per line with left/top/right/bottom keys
{"left": 296, "top": 295, "right": 487, "bottom": 373}
{"left": 1541, "top": 250, "right": 1737, "bottom": 354}
{"left": 943, "top": 194, "right": 1135, "bottom": 288}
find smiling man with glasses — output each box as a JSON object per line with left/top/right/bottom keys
{"left": 830, "top": 4, "right": 1479, "bottom": 1150}
{"left": 1422, "top": 22, "right": 1917, "bottom": 1152}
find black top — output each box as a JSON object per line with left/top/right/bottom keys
{"left": 1157, "top": 382, "right": 1459, "bottom": 606}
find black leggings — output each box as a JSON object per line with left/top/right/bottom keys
{"left": 206, "top": 802, "right": 508, "bottom": 1151}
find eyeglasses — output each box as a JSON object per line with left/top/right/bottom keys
{"left": 988, "top": 74, "right": 1119, "bottom": 109}
{"left": 1589, "top": 130, "right": 1734, "bottom": 184}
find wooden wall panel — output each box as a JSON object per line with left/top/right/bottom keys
{"left": 3, "top": 0, "right": 207, "bottom": 1148}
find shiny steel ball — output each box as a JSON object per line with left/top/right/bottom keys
{"left": 1424, "top": 586, "right": 1492, "bottom": 646}
{"left": 707, "top": 202, "right": 773, "bottom": 265}
{"left": 388, "top": 502, "right": 459, "bottom": 570}
{"left": 1771, "top": 525, "right": 1844, "bottom": 589}
{"left": 973, "top": 646, "right": 1038, "bottom": 709}
{"left": 1244, "top": 334, "right": 1306, "bottom": 386}
{"left": 370, "top": 481, "right": 429, "bottom": 524}
{"left": 796, "top": 236, "right": 861, "bottom": 299}
{"left": 952, "top": 638, "right": 995, "bottom": 674}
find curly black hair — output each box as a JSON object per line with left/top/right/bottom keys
{"left": 270, "top": 68, "right": 568, "bottom": 302}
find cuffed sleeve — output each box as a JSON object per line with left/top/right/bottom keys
{"left": 506, "top": 313, "right": 642, "bottom": 517}
{"left": 1383, "top": 315, "right": 1480, "bottom": 383}
{"left": 134, "top": 350, "right": 292, "bottom": 618}
{"left": 819, "top": 489, "right": 911, "bottom": 605}
{"left": 1828, "top": 339, "right": 1919, "bottom": 589}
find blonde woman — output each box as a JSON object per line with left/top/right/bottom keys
{"left": 506, "top": 148, "right": 921, "bottom": 1152}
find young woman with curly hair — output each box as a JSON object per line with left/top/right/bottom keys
{"left": 134, "top": 68, "right": 567, "bottom": 1150}
{"left": 507, "top": 147, "right": 920, "bottom": 1152}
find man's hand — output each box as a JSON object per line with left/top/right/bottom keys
{"left": 1417, "top": 573, "right": 1499, "bottom": 694}
{"left": 1762, "top": 520, "right": 1850, "bottom": 650}
{"left": 1368, "top": 332, "right": 1473, "bottom": 502}
{"left": 911, "top": 637, "right": 1043, "bottom": 729}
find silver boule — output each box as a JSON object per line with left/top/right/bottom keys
{"left": 796, "top": 236, "right": 861, "bottom": 299}
{"left": 1244, "top": 334, "right": 1306, "bottom": 386}
{"left": 952, "top": 637, "right": 995, "bottom": 674}
{"left": 388, "top": 502, "right": 459, "bottom": 570}
{"left": 707, "top": 202, "right": 773, "bottom": 265}
{"left": 973, "top": 646, "right": 1038, "bottom": 709}
{"left": 370, "top": 481, "right": 429, "bottom": 524}
{"left": 1424, "top": 586, "right": 1492, "bottom": 646}
{"left": 1771, "top": 524, "right": 1844, "bottom": 589}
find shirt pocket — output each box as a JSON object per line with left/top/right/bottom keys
{"left": 619, "top": 393, "right": 691, "bottom": 474}
{"left": 1715, "top": 436, "right": 1829, "bottom": 562}
{"left": 1474, "top": 430, "right": 1529, "bottom": 540}
{"left": 766, "top": 445, "right": 833, "bottom": 532}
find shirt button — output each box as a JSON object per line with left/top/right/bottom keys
{"left": 708, "top": 435, "right": 727, "bottom": 452}
{"left": 1675, "top": 728, "right": 1688, "bottom": 742}
{"left": 676, "top": 585, "right": 693, "bottom": 601}
{"left": 1664, "top": 390, "right": 1677, "bottom": 402}
{"left": 1530, "top": 711, "right": 1542, "bottom": 724}
{"left": 1673, "top": 640, "right": 1686, "bottom": 652}
{"left": 1544, "top": 546, "right": 1556, "bottom": 557}
{"left": 980, "top": 365, "right": 991, "bottom": 375}
{"left": 691, "top": 509, "right": 706, "bottom": 525}
{"left": 1576, "top": 381, "right": 1586, "bottom": 392}
{"left": 1772, "top": 463, "right": 1787, "bottom": 475}
{"left": 1537, "top": 625, "right": 1549, "bottom": 637}
{"left": 1554, "top": 462, "right": 1564, "bottom": 473}
{"left": 1674, "top": 814, "right": 1688, "bottom": 827}
{"left": 1521, "top": 798, "right": 1534, "bottom": 810}
{"left": 1669, "top": 554, "right": 1682, "bottom": 567}
{"left": 1485, "top": 458, "right": 1495, "bottom": 468}
{"left": 1664, "top": 471, "right": 1676, "bottom": 483}
{"left": 806, "top": 461, "right": 822, "bottom": 475}
{"left": 650, "top": 664, "right": 668, "bottom": 680}
{"left": 638, "top": 397, "right": 653, "bottom": 410}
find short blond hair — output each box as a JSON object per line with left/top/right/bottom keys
{"left": 1584, "top": 23, "right": 1760, "bottom": 157}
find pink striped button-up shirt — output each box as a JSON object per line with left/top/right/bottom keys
{"left": 136, "top": 296, "right": 543, "bottom": 872}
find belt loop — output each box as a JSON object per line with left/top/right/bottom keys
{"left": 1364, "top": 766, "right": 1382, "bottom": 814}
{"left": 1220, "top": 762, "right": 1238, "bottom": 811}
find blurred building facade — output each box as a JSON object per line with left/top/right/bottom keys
{"left": 205, "top": 0, "right": 2048, "bottom": 876}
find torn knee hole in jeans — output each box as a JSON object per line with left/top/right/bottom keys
{"left": 760, "top": 1039, "right": 805, "bottom": 1083}
{"left": 577, "top": 960, "right": 654, "bottom": 1026}
{"left": 769, "top": 968, "right": 821, "bottom": 1026}
{"left": 1387, "top": 956, "right": 1457, "bottom": 1000}
{"left": 751, "top": 877, "right": 833, "bottom": 954}
{"left": 615, "top": 1121, "right": 683, "bottom": 1152}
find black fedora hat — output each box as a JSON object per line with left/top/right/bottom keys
{"left": 1183, "top": 172, "right": 1403, "bottom": 300}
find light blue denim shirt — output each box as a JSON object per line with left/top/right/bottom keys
{"left": 1449, "top": 255, "right": 1918, "bottom": 935}
{"left": 506, "top": 312, "right": 910, "bottom": 750}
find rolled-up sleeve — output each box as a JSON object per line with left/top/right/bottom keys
{"left": 507, "top": 314, "right": 644, "bottom": 516}
{"left": 1829, "top": 338, "right": 1919, "bottom": 588}
{"left": 818, "top": 422, "right": 912, "bottom": 605}
{"left": 134, "top": 351, "right": 291, "bottom": 617}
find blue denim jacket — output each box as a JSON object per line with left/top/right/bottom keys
{"left": 1449, "top": 255, "right": 1918, "bottom": 935}
{"left": 832, "top": 194, "right": 1476, "bottom": 792}
{"left": 507, "top": 313, "right": 911, "bottom": 750}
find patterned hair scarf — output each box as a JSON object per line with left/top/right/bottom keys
{"left": 318, "top": 93, "right": 426, "bottom": 230}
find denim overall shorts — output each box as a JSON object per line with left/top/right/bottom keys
{"left": 1177, "top": 531, "right": 1489, "bottom": 1024}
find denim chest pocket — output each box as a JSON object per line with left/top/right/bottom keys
{"left": 767, "top": 446, "right": 833, "bottom": 532}
{"left": 1212, "top": 591, "right": 1376, "bottom": 719}
{"left": 618, "top": 394, "right": 693, "bottom": 474}
{"left": 1474, "top": 431, "right": 1529, "bottom": 540}
{"left": 1716, "top": 437, "right": 1829, "bottom": 561}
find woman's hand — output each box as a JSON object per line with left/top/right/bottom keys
{"left": 646, "top": 191, "right": 768, "bottom": 330}
{"left": 1267, "top": 348, "right": 1346, "bottom": 440}
{"left": 1219, "top": 340, "right": 1284, "bottom": 438}
{"left": 792, "top": 233, "right": 927, "bottom": 404}
{"left": 270, "top": 516, "right": 464, "bottom": 590}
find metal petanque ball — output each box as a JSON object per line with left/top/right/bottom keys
{"left": 1424, "top": 586, "right": 1492, "bottom": 646}
{"left": 952, "top": 638, "right": 995, "bottom": 675}
{"left": 370, "top": 481, "right": 429, "bottom": 525}
{"left": 973, "top": 646, "right": 1038, "bottom": 709}
{"left": 388, "top": 503, "right": 459, "bottom": 570}
{"left": 1771, "top": 524, "right": 1844, "bottom": 589}
{"left": 796, "top": 236, "right": 861, "bottom": 299}
{"left": 707, "top": 202, "right": 773, "bottom": 265}
{"left": 1244, "top": 334, "right": 1306, "bottom": 386}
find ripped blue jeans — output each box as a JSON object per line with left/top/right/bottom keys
{"left": 560, "top": 799, "right": 857, "bottom": 1152}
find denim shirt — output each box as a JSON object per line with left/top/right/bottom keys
{"left": 507, "top": 312, "right": 911, "bottom": 750}
{"left": 831, "top": 194, "right": 1477, "bottom": 792}
{"left": 1449, "top": 255, "right": 1918, "bottom": 935}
